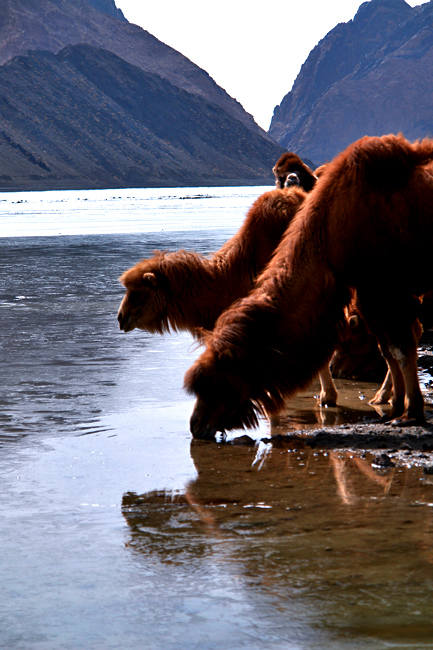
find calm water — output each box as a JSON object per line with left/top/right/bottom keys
{"left": 0, "top": 186, "right": 432, "bottom": 649}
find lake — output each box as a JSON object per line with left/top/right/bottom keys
{"left": 1, "top": 185, "right": 432, "bottom": 649}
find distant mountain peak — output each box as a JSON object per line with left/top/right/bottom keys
{"left": 86, "top": 0, "right": 127, "bottom": 22}
{"left": 0, "top": 40, "right": 284, "bottom": 190}
{"left": 269, "top": 0, "right": 419, "bottom": 159}
{"left": 353, "top": 0, "right": 414, "bottom": 32}
{"left": 355, "top": 0, "right": 412, "bottom": 13}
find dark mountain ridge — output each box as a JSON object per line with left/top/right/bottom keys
{"left": 269, "top": 0, "right": 433, "bottom": 164}
{"left": 0, "top": 0, "right": 265, "bottom": 137}
{"left": 0, "top": 44, "right": 283, "bottom": 190}
{"left": 0, "top": 0, "right": 284, "bottom": 190}
{"left": 86, "top": 0, "right": 126, "bottom": 21}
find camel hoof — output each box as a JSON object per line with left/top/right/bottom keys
{"left": 319, "top": 397, "right": 337, "bottom": 408}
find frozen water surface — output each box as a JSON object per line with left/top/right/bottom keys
{"left": 0, "top": 186, "right": 266, "bottom": 237}
{"left": 0, "top": 186, "right": 433, "bottom": 649}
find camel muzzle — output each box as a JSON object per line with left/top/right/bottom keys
{"left": 117, "top": 310, "right": 134, "bottom": 332}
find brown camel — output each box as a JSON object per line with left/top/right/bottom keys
{"left": 118, "top": 186, "right": 339, "bottom": 407}
{"left": 185, "top": 134, "right": 433, "bottom": 439}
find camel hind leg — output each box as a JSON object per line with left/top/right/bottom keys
{"left": 389, "top": 344, "right": 426, "bottom": 426}
{"left": 374, "top": 334, "right": 425, "bottom": 426}
{"left": 375, "top": 351, "right": 405, "bottom": 420}
{"left": 356, "top": 290, "right": 425, "bottom": 425}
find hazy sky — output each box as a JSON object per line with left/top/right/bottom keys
{"left": 116, "top": 0, "right": 426, "bottom": 131}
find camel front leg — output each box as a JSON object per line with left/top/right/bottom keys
{"left": 374, "top": 348, "right": 406, "bottom": 421}
{"left": 370, "top": 368, "right": 392, "bottom": 405}
{"left": 390, "top": 345, "right": 426, "bottom": 426}
{"left": 318, "top": 364, "right": 338, "bottom": 407}
{"left": 267, "top": 364, "right": 337, "bottom": 430}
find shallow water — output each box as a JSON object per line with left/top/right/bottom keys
{"left": 1, "top": 186, "right": 433, "bottom": 649}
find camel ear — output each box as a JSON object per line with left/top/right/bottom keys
{"left": 142, "top": 272, "right": 158, "bottom": 287}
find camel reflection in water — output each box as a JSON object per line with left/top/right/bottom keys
{"left": 122, "top": 439, "right": 433, "bottom": 637}
{"left": 121, "top": 376, "right": 433, "bottom": 641}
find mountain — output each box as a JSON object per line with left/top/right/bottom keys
{"left": 0, "top": 44, "right": 284, "bottom": 190}
{"left": 86, "top": 0, "right": 126, "bottom": 21}
{"left": 0, "top": 0, "right": 284, "bottom": 190}
{"left": 269, "top": 0, "right": 433, "bottom": 164}
{"left": 0, "top": 0, "right": 265, "bottom": 137}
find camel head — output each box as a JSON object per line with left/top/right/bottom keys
{"left": 284, "top": 172, "right": 301, "bottom": 187}
{"left": 272, "top": 152, "right": 317, "bottom": 191}
{"left": 117, "top": 262, "right": 169, "bottom": 334}
{"left": 184, "top": 349, "right": 262, "bottom": 440}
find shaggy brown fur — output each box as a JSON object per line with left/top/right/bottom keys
{"left": 272, "top": 152, "right": 317, "bottom": 190}
{"left": 185, "top": 134, "right": 433, "bottom": 439}
{"left": 118, "top": 153, "right": 319, "bottom": 335}
{"left": 118, "top": 187, "right": 306, "bottom": 336}
{"left": 118, "top": 185, "right": 343, "bottom": 408}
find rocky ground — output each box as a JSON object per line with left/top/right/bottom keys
{"left": 260, "top": 421, "right": 433, "bottom": 472}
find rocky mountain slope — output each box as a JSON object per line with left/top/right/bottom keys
{"left": 0, "top": 0, "right": 263, "bottom": 137}
{"left": 86, "top": 0, "right": 126, "bottom": 20}
{"left": 269, "top": 0, "right": 433, "bottom": 164}
{"left": 0, "top": 0, "right": 283, "bottom": 190}
{"left": 0, "top": 44, "right": 284, "bottom": 190}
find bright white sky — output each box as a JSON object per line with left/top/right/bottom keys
{"left": 116, "top": 0, "right": 426, "bottom": 131}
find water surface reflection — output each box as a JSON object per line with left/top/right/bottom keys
{"left": 0, "top": 232, "right": 229, "bottom": 440}
{"left": 123, "top": 442, "right": 433, "bottom": 648}
{"left": 1, "top": 187, "right": 433, "bottom": 649}
{"left": 269, "top": 376, "right": 384, "bottom": 432}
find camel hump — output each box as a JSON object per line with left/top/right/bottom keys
{"left": 345, "top": 133, "right": 433, "bottom": 190}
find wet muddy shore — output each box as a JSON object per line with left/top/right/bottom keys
{"left": 263, "top": 420, "right": 433, "bottom": 468}
{"left": 214, "top": 413, "right": 433, "bottom": 472}
{"left": 222, "top": 332, "right": 433, "bottom": 474}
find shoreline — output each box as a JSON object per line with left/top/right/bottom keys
{"left": 0, "top": 177, "right": 274, "bottom": 194}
